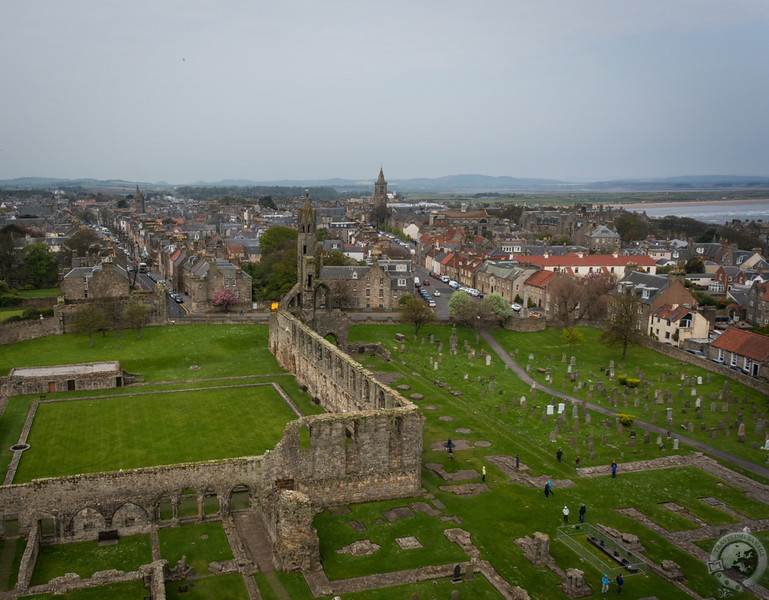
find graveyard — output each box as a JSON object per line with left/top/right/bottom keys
{"left": 0, "top": 322, "right": 768, "bottom": 598}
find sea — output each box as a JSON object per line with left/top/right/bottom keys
{"left": 623, "top": 200, "right": 769, "bottom": 224}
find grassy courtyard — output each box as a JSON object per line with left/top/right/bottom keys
{"left": 14, "top": 384, "right": 298, "bottom": 482}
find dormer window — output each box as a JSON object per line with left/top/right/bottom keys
{"left": 642, "top": 289, "right": 650, "bottom": 299}
{"left": 696, "top": 247, "right": 704, "bottom": 254}
{"left": 352, "top": 272, "right": 358, "bottom": 280}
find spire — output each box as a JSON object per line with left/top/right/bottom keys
{"left": 303, "top": 189, "right": 312, "bottom": 210}
{"left": 376, "top": 167, "right": 386, "bottom": 185}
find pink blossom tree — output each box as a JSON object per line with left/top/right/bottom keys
{"left": 211, "top": 289, "right": 238, "bottom": 312}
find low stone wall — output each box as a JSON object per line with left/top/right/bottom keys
{"left": 0, "top": 317, "right": 62, "bottom": 345}
{"left": 16, "top": 520, "right": 40, "bottom": 590}
{"left": 637, "top": 336, "right": 769, "bottom": 395}
{"left": 503, "top": 317, "right": 547, "bottom": 332}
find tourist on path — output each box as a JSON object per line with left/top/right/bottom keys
{"left": 611, "top": 460, "right": 618, "bottom": 478}
{"left": 562, "top": 505, "right": 570, "bottom": 523}
{"left": 556, "top": 447, "right": 563, "bottom": 462}
{"left": 579, "top": 504, "right": 587, "bottom": 523}
{"left": 601, "top": 574, "right": 611, "bottom": 593}
{"left": 616, "top": 574, "right": 624, "bottom": 594}
{"left": 575, "top": 455, "right": 581, "bottom": 469}
{"left": 544, "top": 481, "right": 553, "bottom": 497}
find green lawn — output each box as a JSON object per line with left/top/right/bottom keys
{"left": 157, "top": 522, "right": 233, "bottom": 576}
{"left": 16, "top": 288, "right": 60, "bottom": 299}
{"left": 0, "top": 309, "right": 23, "bottom": 322}
{"left": 15, "top": 384, "right": 298, "bottom": 481}
{"left": 0, "top": 324, "right": 282, "bottom": 381}
{"left": 315, "top": 498, "right": 468, "bottom": 580}
{"left": 21, "top": 580, "right": 147, "bottom": 599}
{"left": 166, "top": 574, "right": 248, "bottom": 599}
{"left": 30, "top": 535, "right": 152, "bottom": 585}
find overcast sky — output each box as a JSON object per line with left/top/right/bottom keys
{"left": 1, "top": 1, "right": 768, "bottom": 184}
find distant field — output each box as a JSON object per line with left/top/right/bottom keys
{"left": 15, "top": 384, "right": 297, "bottom": 482}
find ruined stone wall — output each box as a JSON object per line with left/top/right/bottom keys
{"left": 0, "top": 363, "right": 139, "bottom": 397}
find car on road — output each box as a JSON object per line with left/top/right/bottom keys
{"left": 171, "top": 293, "right": 183, "bottom": 303}
{"left": 529, "top": 310, "right": 543, "bottom": 318}
{"left": 440, "top": 275, "right": 450, "bottom": 283}
{"left": 422, "top": 280, "right": 430, "bottom": 286}
{"left": 428, "top": 300, "right": 436, "bottom": 307}
{"left": 511, "top": 303, "right": 522, "bottom": 312}
{"left": 433, "top": 290, "right": 441, "bottom": 297}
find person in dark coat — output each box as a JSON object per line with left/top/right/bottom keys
{"left": 616, "top": 573, "right": 624, "bottom": 594}
{"left": 611, "top": 460, "right": 618, "bottom": 478}
{"left": 544, "top": 481, "right": 551, "bottom": 497}
{"left": 556, "top": 447, "right": 563, "bottom": 462}
{"left": 579, "top": 504, "right": 587, "bottom": 523}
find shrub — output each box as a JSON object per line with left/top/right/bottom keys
{"left": 617, "top": 413, "right": 635, "bottom": 427}
{"left": 617, "top": 375, "right": 628, "bottom": 385}
{"left": 626, "top": 378, "right": 641, "bottom": 388}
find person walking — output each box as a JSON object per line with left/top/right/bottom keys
{"left": 616, "top": 573, "right": 624, "bottom": 594}
{"left": 601, "top": 573, "right": 611, "bottom": 593}
{"left": 611, "top": 460, "right": 618, "bottom": 478}
{"left": 562, "top": 505, "right": 570, "bottom": 524}
{"left": 575, "top": 455, "right": 581, "bottom": 469}
{"left": 544, "top": 481, "right": 551, "bottom": 498}
{"left": 579, "top": 503, "right": 587, "bottom": 523}
{"left": 482, "top": 465, "right": 486, "bottom": 482}
{"left": 556, "top": 447, "right": 563, "bottom": 462}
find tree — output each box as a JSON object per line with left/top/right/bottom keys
{"left": 601, "top": 291, "right": 641, "bottom": 359}
{"left": 562, "top": 327, "right": 585, "bottom": 351}
{"left": 481, "top": 293, "right": 513, "bottom": 323}
{"left": 258, "top": 195, "right": 277, "bottom": 210}
{"left": 21, "top": 243, "right": 58, "bottom": 288}
{"left": 212, "top": 289, "right": 238, "bottom": 312}
{"left": 369, "top": 203, "right": 391, "bottom": 228}
{"left": 549, "top": 273, "right": 614, "bottom": 326}
{"left": 65, "top": 228, "right": 100, "bottom": 257}
{"left": 400, "top": 296, "right": 434, "bottom": 336}
{"left": 123, "top": 302, "right": 150, "bottom": 339}
{"left": 327, "top": 280, "right": 354, "bottom": 309}
{"left": 72, "top": 303, "right": 110, "bottom": 348}
{"left": 322, "top": 250, "right": 353, "bottom": 266}
{"left": 684, "top": 257, "right": 705, "bottom": 274}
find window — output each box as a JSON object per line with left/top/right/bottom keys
{"left": 379, "top": 289, "right": 384, "bottom": 298}
{"left": 365, "top": 289, "right": 371, "bottom": 297}
{"left": 665, "top": 331, "right": 670, "bottom": 339}
{"left": 398, "top": 278, "right": 406, "bottom": 286}
{"left": 718, "top": 348, "right": 725, "bottom": 361}
{"left": 379, "top": 278, "right": 384, "bottom": 285}
{"left": 352, "top": 272, "right": 358, "bottom": 279}
{"left": 731, "top": 353, "right": 737, "bottom": 366}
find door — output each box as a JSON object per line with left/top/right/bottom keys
{"left": 48, "top": 381, "right": 56, "bottom": 393}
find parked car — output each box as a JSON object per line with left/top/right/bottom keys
{"left": 529, "top": 310, "right": 543, "bottom": 318}
{"left": 511, "top": 303, "right": 522, "bottom": 312}
{"left": 686, "top": 349, "right": 706, "bottom": 358}
{"left": 422, "top": 280, "right": 430, "bottom": 286}
{"left": 433, "top": 290, "right": 441, "bottom": 297}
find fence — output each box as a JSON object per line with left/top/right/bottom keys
{"left": 556, "top": 523, "right": 648, "bottom": 577}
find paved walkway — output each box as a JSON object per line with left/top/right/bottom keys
{"left": 482, "top": 331, "right": 769, "bottom": 480}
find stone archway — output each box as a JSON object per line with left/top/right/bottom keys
{"left": 112, "top": 502, "right": 149, "bottom": 529}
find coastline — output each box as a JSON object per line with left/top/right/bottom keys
{"left": 616, "top": 198, "right": 769, "bottom": 210}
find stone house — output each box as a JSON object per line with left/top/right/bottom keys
{"left": 61, "top": 260, "right": 131, "bottom": 301}
{"left": 476, "top": 261, "right": 537, "bottom": 304}
{"left": 524, "top": 269, "right": 556, "bottom": 312}
{"left": 182, "top": 257, "right": 253, "bottom": 313}
{"left": 0, "top": 361, "right": 137, "bottom": 397}
{"left": 746, "top": 280, "right": 769, "bottom": 326}
{"left": 584, "top": 224, "right": 621, "bottom": 252}
{"left": 710, "top": 328, "right": 769, "bottom": 378}
{"left": 614, "top": 272, "right": 698, "bottom": 332}
{"left": 520, "top": 252, "right": 658, "bottom": 279}
{"left": 320, "top": 259, "right": 411, "bottom": 310}
{"left": 648, "top": 304, "right": 710, "bottom": 348}
{"left": 714, "top": 265, "right": 748, "bottom": 293}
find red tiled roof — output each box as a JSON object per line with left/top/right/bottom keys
{"left": 712, "top": 329, "right": 769, "bottom": 362}
{"left": 525, "top": 270, "right": 556, "bottom": 288}
{"left": 652, "top": 304, "right": 691, "bottom": 323}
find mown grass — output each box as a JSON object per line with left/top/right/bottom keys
{"left": 315, "top": 498, "right": 468, "bottom": 580}
{"left": 165, "top": 573, "right": 248, "bottom": 599}
{"left": 30, "top": 535, "right": 152, "bottom": 585}
{"left": 157, "top": 522, "right": 233, "bottom": 576}
{"left": 21, "top": 580, "right": 147, "bottom": 599}
{"left": 15, "top": 384, "right": 297, "bottom": 481}
{"left": 0, "top": 324, "right": 281, "bottom": 381}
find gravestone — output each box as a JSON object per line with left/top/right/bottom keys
{"left": 584, "top": 413, "right": 591, "bottom": 425}
{"left": 673, "top": 438, "right": 679, "bottom": 450}
{"left": 452, "top": 564, "right": 463, "bottom": 584}
{"left": 738, "top": 422, "right": 746, "bottom": 443}
{"left": 558, "top": 402, "right": 565, "bottom": 414}
{"left": 547, "top": 404, "right": 555, "bottom": 415}
{"left": 644, "top": 432, "right": 651, "bottom": 445}
{"left": 486, "top": 354, "right": 492, "bottom": 366}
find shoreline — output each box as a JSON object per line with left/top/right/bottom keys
{"left": 616, "top": 198, "right": 769, "bottom": 210}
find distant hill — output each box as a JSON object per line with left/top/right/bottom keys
{"left": 1, "top": 174, "right": 768, "bottom": 193}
